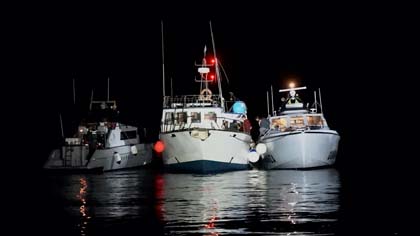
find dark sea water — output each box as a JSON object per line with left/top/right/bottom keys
{"left": 35, "top": 168, "right": 346, "bottom": 235}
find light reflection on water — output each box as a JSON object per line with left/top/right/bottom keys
{"left": 48, "top": 168, "right": 340, "bottom": 235}
{"left": 76, "top": 177, "right": 89, "bottom": 236}
{"left": 160, "top": 169, "right": 340, "bottom": 235}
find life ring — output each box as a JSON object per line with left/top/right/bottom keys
{"left": 199, "top": 88, "right": 213, "bottom": 101}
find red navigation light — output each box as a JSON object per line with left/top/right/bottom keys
{"left": 154, "top": 140, "right": 165, "bottom": 153}
{"left": 210, "top": 74, "right": 215, "bottom": 80}
{"left": 211, "top": 59, "right": 215, "bottom": 64}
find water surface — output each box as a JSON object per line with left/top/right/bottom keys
{"left": 44, "top": 168, "right": 341, "bottom": 235}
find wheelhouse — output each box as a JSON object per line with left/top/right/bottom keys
{"left": 269, "top": 113, "right": 328, "bottom": 132}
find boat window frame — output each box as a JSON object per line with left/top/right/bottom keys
{"left": 289, "top": 115, "right": 305, "bottom": 129}
{"left": 164, "top": 112, "right": 174, "bottom": 125}
{"left": 174, "top": 112, "right": 187, "bottom": 126}
{"left": 306, "top": 114, "right": 324, "bottom": 129}
{"left": 204, "top": 111, "right": 217, "bottom": 122}
{"left": 190, "top": 111, "right": 201, "bottom": 123}
{"left": 270, "top": 117, "right": 288, "bottom": 131}
{"left": 120, "top": 130, "right": 137, "bottom": 140}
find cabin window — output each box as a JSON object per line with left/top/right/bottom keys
{"left": 307, "top": 115, "right": 323, "bottom": 127}
{"left": 229, "top": 120, "right": 241, "bottom": 131}
{"left": 290, "top": 116, "right": 305, "bottom": 128}
{"left": 174, "top": 112, "right": 187, "bottom": 125}
{"left": 164, "top": 112, "right": 174, "bottom": 125}
{"left": 121, "top": 130, "right": 137, "bottom": 140}
{"left": 204, "top": 112, "right": 217, "bottom": 121}
{"left": 191, "top": 112, "right": 201, "bottom": 123}
{"left": 271, "top": 117, "right": 288, "bottom": 131}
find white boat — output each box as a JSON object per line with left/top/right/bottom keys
{"left": 157, "top": 23, "right": 253, "bottom": 173}
{"left": 258, "top": 85, "right": 340, "bottom": 169}
{"left": 44, "top": 95, "right": 152, "bottom": 172}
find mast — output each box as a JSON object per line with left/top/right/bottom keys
{"left": 107, "top": 77, "right": 110, "bottom": 101}
{"left": 170, "top": 77, "right": 173, "bottom": 97}
{"left": 270, "top": 85, "right": 274, "bottom": 116}
{"left": 59, "top": 113, "right": 64, "bottom": 138}
{"left": 266, "top": 91, "right": 270, "bottom": 116}
{"left": 314, "top": 90, "right": 318, "bottom": 113}
{"left": 218, "top": 60, "right": 230, "bottom": 84}
{"left": 318, "top": 88, "right": 323, "bottom": 114}
{"left": 161, "top": 21, "right": 166, "bottom": 97}
{"left": 203, "top": 45, "right": 209, "bottom": 92}
{"left": 72, "top": 78, "right": 76, "bottom": 105}
{"left": 197, "top": 46, "right": 210, "bottom": 95}
{"left": 89, "top": 89, "right": 94, "bottom": 111}
{"left": 209, "top": 21, "right": 224, "bottom": 110}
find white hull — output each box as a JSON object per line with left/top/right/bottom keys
{"left": 44, "top": 143, "right": 153, "bottom": 172}
{"left": 260, "top": 130, "right": 339, "bottom": 169}
{"left": 160, "top": 130, "right": 252, "bottom": 173}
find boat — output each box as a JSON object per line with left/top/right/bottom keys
{"left": 44, "top": 83, "right": 153, "bottom": 172}
{"left": 257, "top": 84, "right": 340, "bottom": 169}
{"left": 156, "top": 22, "right": 254, "bottom": 173}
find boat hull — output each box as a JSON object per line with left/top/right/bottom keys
{"left": 160, "top": 130, "right": 252, "bottom": 173}
{"left": 44, "top": 143, "right": 153, "bottom": 172}
{"left": 260, "top": 130, "right": 339, "bottom": 169}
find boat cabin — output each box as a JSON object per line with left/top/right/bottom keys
{"left": 161, "top": 95, "right": 251, "bottom": 134}
{"left": 270, "top": 113, "right": 329, "bottom": 132}
{"left": 64, "top": 100, "right": 140, "bottom": 149}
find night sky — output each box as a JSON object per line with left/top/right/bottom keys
{"left": 11, "top": 4, "right": 410, "bottom": 148}
{"left": 5, "top": 2, "right": 418, "bottom": 233}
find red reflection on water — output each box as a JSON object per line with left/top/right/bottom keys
{"left": 203, "top": 201, "right": 219, "bottom": 236}
{"left": 154, "top": 174, "right": 165, "bottom": 222}
{"left": 204, "top": 215, "right": 218, "bottom": 229}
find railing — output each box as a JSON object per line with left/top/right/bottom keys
{"left": 163, "top": 95, "right": 222, "bottom": 109}
{"left": 160, "top": 115, "right": 251, "bottom": 134}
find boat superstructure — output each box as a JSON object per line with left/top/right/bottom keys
{"left": 157, "top": 22, "right": 253, "bottom": 173}
{"left": 258, "top": 85, "right": 340, "bottom": 169}
{"left": 44, "top": 84, "right": 152, "bottom": 172}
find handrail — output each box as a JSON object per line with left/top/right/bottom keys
{"left": 163, "top": 95, "right": 222, "bottom": 108}
{"left": 161, "top": 114, "right": 249, "bottom": 133}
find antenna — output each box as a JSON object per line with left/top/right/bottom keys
{"left": 271, "top": 85, "right": 274, "bottom": 116}
{"left": 266, "top": 91, "right": 270, "bottom": 116}
{"left": 89, "top": 89, "right": 94, "bottom": 111}
{"left": 170, "top": 77, "right": 173, "bottom": 97}
{"left": 318, "top": 88, "right": 323, "bottom": 114}
{"left": 279, "top": 86, "right": 307, "bottom": 93}
{"left": 59, "top": 113, "right": 64, "bottom": 138}
{"left": 161, "top": 21, "right": 166, "bottom": 97}
{"left": 218, "top": 60, "right": 230, "bottom": 84}
{"left": 314, "top": 90, "right": 318, "bottom": 113}
{"left": 107, "top": 77, "right": 110, "bottom": 101}
{"left": 204, "top": 46, "right": 209, "bottom": 92}
{"left": 72, "top": 78, "right": 76, "bottom": 105}
{"left": 209, "top": 21, "right": 224, "bottom": 110}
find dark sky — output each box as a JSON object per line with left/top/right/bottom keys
{"left": 6, "top": 2, "right": 416, "bottom": 151}
{"left": 5, "top": 3, "right": 418, "bottom": 233}
{"left": 12, "top": 4, "right": 390, "bottom": 114}
{"left": 7, "top": 2, "right": 416, "bottom": 163}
